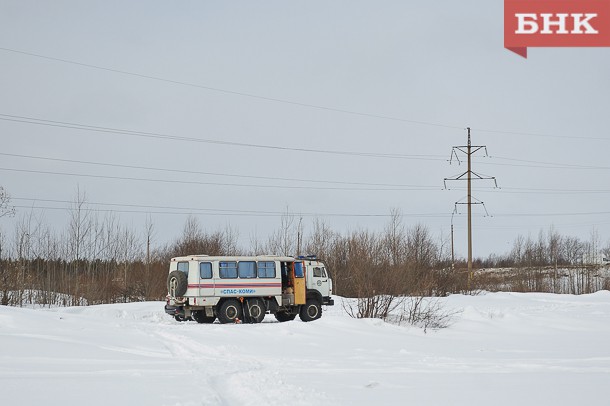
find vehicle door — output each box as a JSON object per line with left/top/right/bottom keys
{"left": 308, "top": 265, "right": 331, "bottom": 296}
{"left": 198, "top": 261, "right": 215, "bottom": 297}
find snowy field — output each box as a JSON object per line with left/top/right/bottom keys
{"left": 2, "top": 292, "right": 610, "bottom": 406}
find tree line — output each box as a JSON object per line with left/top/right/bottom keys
{"left": 0, "top": 190, "right": 609, "bottom": 307}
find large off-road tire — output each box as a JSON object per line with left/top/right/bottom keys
{"left": 192, "top": 310, "right": 216, "bottom": 324}
{"left": 274, "top": 311, "right": 297, "bottom": 322}
{"left": 167, "top": 271, "right": 188, "bottom": 297}
{"left": 244, "top": 299, "right": 266, "bottom": 324}
{"left": 299, "top": 299, "right": 322, "bottom": 322}
{"left": 217, "top": 299, "right": 243, "bottom": 324}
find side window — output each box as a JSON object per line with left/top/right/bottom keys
{"left": 199, "top": 262, "right": 212, "bottom": 279}
{"left": 294, "top": 262, "right": 304, "bottom": 278}
{"left": 313, "top": 267, "right": 322, "bottom": 277}
{"left": 219, "top": 261, "right": 238, "bottom": 279}
{"left": 238, "top": 261, "right": 257, "bottom": 278}
{"left": 321, "top": 267, "right": 327, "bottom": 278}
{"left": 177, "top": 262, "right": 189, "bottom": 273}
{"left": 258, "top": 261, "right": 276, "bottom": 278}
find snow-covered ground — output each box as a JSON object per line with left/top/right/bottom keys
{"left": 2, "top": 292, "right": 610, "bottom": 406}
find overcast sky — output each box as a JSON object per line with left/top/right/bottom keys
{"left": 1, "top": 0, "right": 609, "bottom": 258}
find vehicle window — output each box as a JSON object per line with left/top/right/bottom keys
{"left": 313, "top": 267, "right": 323, "bottom": 277}
{"left": 294, "top": 262, "right": 304, "bottom": 278}
{"left": 199, "top": 262, "right": 212, "bottom": 279}
{"left": 321, "top": 267, "right": 327, "bottom": 278}
{"left": 258, "top": 261, "right": 275, "bottom": 278}
{"left": 238, "top": 261, "right": 256, "bottom": 278}
{"left": 177, "top": 262, "right": 189, "bottom": 273}
{"left": 219, "top": 261, "right": 238, "bottom": 279}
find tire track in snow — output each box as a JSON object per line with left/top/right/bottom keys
{"left": 151, "top": 327, "right": 328, "bottom": 406}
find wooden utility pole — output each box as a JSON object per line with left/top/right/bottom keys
{"left": 445, "top": 128, "right": 497, "bottom": 283}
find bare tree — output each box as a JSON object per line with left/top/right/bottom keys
{"left": 602, "top": 240, "right": 610, "bottom": 262}
{"left": 547, "top": 226, "right": 562, "bottom": 292}
{"left": 170, "top": 215, "right": 225, "bottom": 257}
{"left": 67, "top": 188, "right": 93, "bottom": 264}
{"left": 305, "top": 218, "right": 337, "bottom": 260}
{"left": 117, "top": 226, "right": 141, "bottom": 302}
{"left": 144, "top": 216, "right": 155, "bottom": 266}
{"left": 340, "top": 229, "right": 393, "bottom": 318}
{"left": 176, "top": 215, "right": 205, "bottom": 255}
{"left": 266, "top": 210, "right": 299, "bottom": 256}
{"left": 0, "top": 230, "right": 9, "bottom": 305}
{"left": 249, "top": 228, "right": 263, "bottom": 255}
{"left": 585, "top": 227, "right": 601, "bottom": 265}
{"left": 383, "top": 208, "right": 406, "bottom": 267}
{"left": 13, "top": 211, "right": 36, "bottom": 306}
{"left": 221, "top": 224, "right": 239, "bottom": 256}
{"left": 0, "top": 186, "right": 15, "bottom": 218}
{"left": 406, "top": 223, "right": 437, "bottom": 271}
{"left": 562, "top": 236, "right": 584, "bottom": 265}
{"left": 0, "top": 186, "right": 15, "bottom": 305}
{"left": 134, "top": 216, "right": 157, "bottom": 299}
{"left": 65, "top": 189, "right": 94, "bottom": 302}
{"left": 510, "top": 234, "right": 525, "bottom": 265}
{"left": 547, "top": 227, "right": 562, "bottom": 264}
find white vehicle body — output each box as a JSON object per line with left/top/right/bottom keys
{"left": 165, "top": 254, "right": 334, "bottom": 323}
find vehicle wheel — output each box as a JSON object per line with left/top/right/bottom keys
{"left": 174, "top": 314, "right": 188, "bottom": 322}
{"left": 244, "top": 299, "right": 266, "bottom": 323}
{"left": 274, "top": 311, "right": 297, "bottom": 322}
{"left": 217, "top": 299, "right": 243, "bottom": 324}
{"left": 192, "top": 310, "right": 216, "bottom": 324}
{"left": 167, "top": 271, "right": 188, "bottom": 297}
{"left": 299, "top": 299, "right": 322, "bottom": 322}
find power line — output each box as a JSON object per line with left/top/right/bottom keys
{"left": 4, "top": 113, "right": 610, "bottom": 174}
{"left": 0, "top": 47, "right": 461, "bottom": 129}
{"left": 2, "top": 46, "right": 609, "bottom": 142}
{"left": 0, "top": 167, "right": 438, "bottom": 192}
{"left": 6, "top": 152, "right": 610, "bottom": 195}
{"left": 0, "top": 47, "right": 462, "bottom": 129}
{"left": 5, "top": 151, "right": 610, "bottom": 195}
{"left": 14, "top": 196, "right": 610, "bottom": 220}
{"left": 4, "top": 114, "right": 608, "bottom": 170}
{"left": 0, "top": 113, "right": 446, "bottom": 161}
{"left": 11, "top": 204, "right": 282, "bottom": 217}
{"left": 472, "top": 127, "right": 609, "bottom": 142}
{"left": 476, "top": 187, "right": 610, "bottom": 195}
{"left": 12, "top": 197, "right": 448, "bottom": 218}
{"left": 493, "top": 211, "right": 610, "bottom": 217}
{"left": 489, "top": 156, "right": 610, "bottom": 170}
{"left": 0, "top": 152, "right": 440, "bottom": 188}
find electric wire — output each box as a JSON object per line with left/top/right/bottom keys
{"left": 2, "top": 46, "right": 609, "bottom": 142}
{"left": 0, "top": 167, "right": 437, "bottom": 191}
{"left": 14, "top": 197, "right": 610, "bottom": 219}
{"left": 0, "top": 152, "right": 439, "bottom": 188}
{"left": 3, "top": 114, "right": 609, "bottom": 172}
{"left": 4, "top": 152, "right": 610, "bottom": 194}
{"left": 488, "top": 156, "right": 610, "bottom": 170}
{"left": 12, "top": 198, "right": 447, "bottom": 218}
{"left": 0, "top": 47, "right": 463, "bottom": 130}
{"left": 0, "top": 113, "right": 446, "bottom": 161}
{"left": 3, "top": 48, "right": 610, "bottom": 241}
